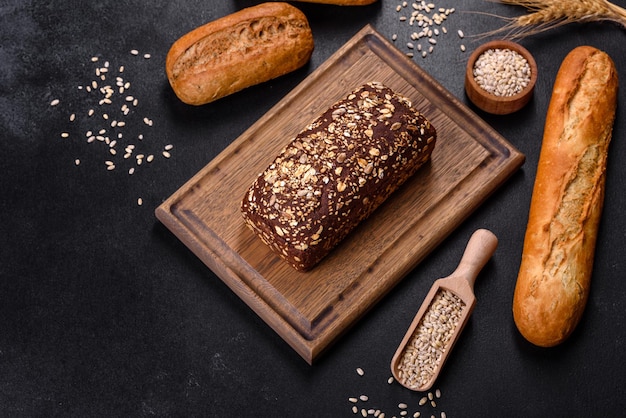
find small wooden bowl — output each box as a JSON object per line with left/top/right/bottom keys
{"left": 465, "top": 40, "right": 537, "bottom": 115}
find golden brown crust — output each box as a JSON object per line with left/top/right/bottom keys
{"left": 294, "top": 0, "right": 378, "bottom": 4}
{"left": 513, "top": 46, "right": 618, "bottom": 347}
{"left": 165, "top": 2, "right": 314, "bottom": 105}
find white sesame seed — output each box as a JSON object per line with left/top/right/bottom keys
{"left": 75, "top": 159, "right": 80, "bottom": 165}
{"left": 352, "top": 406, "right": 358, "bottom": 414}
{"left": 349, "top": 397, "right": 358, "bottom": 403}
{"left": 130, "top": 49, "right": 139, "bottom": 55}
{"left": 164, "top": 144, "right": 173, "bottom": 151}
{"left": 61, "top": 132, "right": 69, "bottom": 138}
{"left": 129, "top": 167, "right": 135, "bottom": 175}
{"left": 398, "top": 403, "right": 408, "bottom": 409}
{"left": 69, "top": 113, "right": 76, "bottom": 122}
{"left": 387, "top": 376, "right": 394, "bottom": 384}
{"left": 359, "top": 395, "right": 368, "bottom": 402}
{"left": 146, "top": 154, "right": 154, "bottom": 163}
{"left": 457, "top": 29, "right": 464, "bottom": 38}
{"left": 356, "top": 367, "right": 364, "bottom": 376}
{"left": 50, "top": 99, "right": 60, "bottom": 106}
{"left": 460, "top": 44, "right": 466, "bottom": 52}
{"left": 91, "top": 56, "right": 99, "bottom": 62}
{"left": 143, "top": 53, "right": 151, "bottom": 59}
{"left": 162, "top": 151, "right": 171, "bottom": 159}
{"left": 137, "top": 197, "right": 143, "bottom": 206}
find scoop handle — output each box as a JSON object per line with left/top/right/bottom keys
{"left": 451, "top": 229, "right": 498, "bottom": 289}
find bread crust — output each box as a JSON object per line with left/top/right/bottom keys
{"left": 241, "top": 82, "right": 436, "bottom": 271}
{"left": 165, "top": 2, "right": 314, "bottom": 105}
{"left": 294, "top": 0, "right": 378, "bottom": 4}
{"left": 512, "top": 46, "right": 618, "bottom": 347}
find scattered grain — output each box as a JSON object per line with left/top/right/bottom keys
{"left": 137, "top": 197, "right": 143, "bottom": 206}
{"left": 75, "top": 159, "right": 80, "bottom": 165}
{"left": 50, "top": 99, "right": 60, "bottom": 106}
{"left": 130, "top": 49, "right": 139, "bottom": 55}
{"left": 356, "top": 368, "right": 365, "bottom": 376}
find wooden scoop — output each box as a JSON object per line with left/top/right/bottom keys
{"left": 390, "top": 228, "right": 498, "bottom": 392}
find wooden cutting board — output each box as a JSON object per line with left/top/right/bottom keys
{"left": 155, "top": 25, "right": 525, "bottom": 364}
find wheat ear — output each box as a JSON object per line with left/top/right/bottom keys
{"left": 486, "top": 0, "right": 626, "bottom": 39}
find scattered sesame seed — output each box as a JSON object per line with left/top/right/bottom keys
{"left": 130, "top": 49, "right": 139, "bottom": 55}
{"left": 162, "top": 151, "right": 171, "bottom": 159}
{"left": 70, "top": 113, "right": 76, "bottom": 122}
{"left": 356, "top": 368, "right": 364, "bottom": 376}
{"left": 50, "top": 99, "right": 60, "bottom": 106}
{"left": 75, "top": 159, "right": 80, "bottom": 165}
{"left": 143, "top": 53, "right": 151, "bottom": 59}
{"left": 61, "top": 132, "right": 69, "bottom": 138}
{"left": 359, "top": 395, "right": 368, "bottom": 402}
{"left": 137, "top": 197, "right": 143, "bottom": 206}
{"left": 387, "top": 376, "right": 394, "bottom": 384}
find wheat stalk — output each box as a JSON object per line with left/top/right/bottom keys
{"left": 486, "top": 0, "right": 626, "bottom": 39}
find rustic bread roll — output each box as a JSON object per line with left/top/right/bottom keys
{"left": 513, "top": 46, "right": 618, "bottom": 347}
{"left": 165, "top": 2, "right": 314, "bottom": 105}
{"left": 241, "top": 82, "right": 436, "bottom": 271}
{"left": 295, "top": 0, "right": 378, "bottom": 5}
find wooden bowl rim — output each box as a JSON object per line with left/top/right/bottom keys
{"left": 465, "top": 40, "right": 538, "bottom": 112}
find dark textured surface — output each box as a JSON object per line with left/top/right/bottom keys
{"left": 1, "top": 1, "right": 625, "bottom": 417}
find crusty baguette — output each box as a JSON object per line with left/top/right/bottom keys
{"left": 165, "top": 2, "right": 314, "bottom": 105}
{"left": 294, "top": 0, "right": 378, "bottom": 4}
{"left": 513, "top": 46, "right": 618, "bottom": 347}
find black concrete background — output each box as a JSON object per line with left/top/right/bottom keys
{"left": 1, "top": 1, "right": 625, "bottom": 416}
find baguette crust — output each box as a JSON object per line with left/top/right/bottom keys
{"left": 165, "top": 2, "right": 314, "bottom": 105}
{"left": 513, "top": 46, "right": 618, "bottom": 347}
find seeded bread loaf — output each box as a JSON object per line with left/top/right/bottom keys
{"left": 241, "top": 82, "right": 437, "bottom": 271}
{"left": 513, "top": 46, "right": 618, "bottom": 347}
{"left": 165, "top": 2, "right": 314, "bottom": 105}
